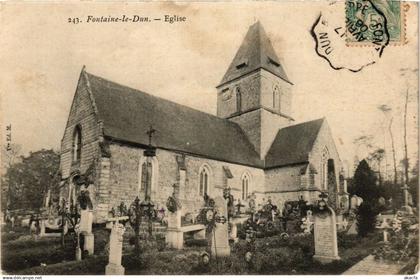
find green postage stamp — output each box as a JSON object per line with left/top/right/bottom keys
{"left": 345, "top": 0, "right": 407, "bottom": 45}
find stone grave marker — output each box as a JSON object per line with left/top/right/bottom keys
{"left": 79, "top": 209, "right": 94, "bottom": 255}
{"left": 166, "top": 190, "right": 184, "bottom": 249}
{"left": 166, "top": 209, "right": 183, "bottom": 249}
{"left": 313, "top": 200, "right": 340, "bottom": 264}
{"left": 105, "top": 222, "right": 126, "bottom": 275}
{"left": 210, "top": 196, "right": 230, "bottom": 257}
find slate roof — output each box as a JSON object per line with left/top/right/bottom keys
{"left": 84, "top": 71, "right": 264, "bottom": 167}
{"left": 218, "top": 21, "right": 291, "bottom": 86}
{"left": 265, "top": 118, "right": 324, "bottom": 168}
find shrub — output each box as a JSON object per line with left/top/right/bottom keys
{"left": 356, "top": 202, "right": 377, "bottom": 237}
{"left": 337, "top": 232, "right": 360, "bottom": 249}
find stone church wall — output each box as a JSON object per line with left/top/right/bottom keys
{"left": 60, "top": 75, "right": 101, "bottom": 179}
{"left": 217, "top": 71, "right": 261, "bottom": 118}
{"left": 104, "top": 143, "right": 265, "bottom": 220}
{"left": 309, "top": 120, "right": 343, "bottom": 206}
{"left": 264, "top": 165, "right": 304, "bottom": 193}
{"left": 229, "top": 110, "right": 261, "bottom": 156}
{"left": 260, "top": 70, "right": 292, "bottom": 117}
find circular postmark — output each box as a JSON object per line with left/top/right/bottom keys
{"left": 311, "top": 0, "right": 390, "bottom": 72}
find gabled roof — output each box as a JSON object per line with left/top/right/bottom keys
{"left": 218, "top": 21, "right": 291, "bottom": 86}
{"left": 265, "top": 118, "right": 324, "bottom": 168}
{"left": 83, "top": 71, "right": 264, "bottom": 167}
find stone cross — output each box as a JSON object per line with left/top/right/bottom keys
{"left": 210, "top": 196, "right": 230, "bottom": 258}
{"left": 377, "top": 217, "right": 391, "bottom": 243}
{"left": 146, "top": 125, "right": 156, "bottom": 147}
{"left": 313, "top": 199, "right": 340, "bottom": 263}
{"left": 105, "top": 223, "right": 126, "bottom": 275}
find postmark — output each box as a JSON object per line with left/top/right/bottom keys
{"left": 345, "top": 0, "right": 408, "bottom": 46}
{"left": 311, "top": 0, "right": 389, "bottom": 72}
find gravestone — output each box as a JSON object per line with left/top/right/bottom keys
{"left": 166, "top": 210, "right": 183, "bottom": 249}
{"left": 313, "top": 203, "right": 340, "bottom": 263}
{"left": 105, "top": 223, "right": 126, "bottom": 275}
{"left": 80, "top": 210, "right": 93, "bottom": 233}
{"left": 211, "top": 196, "right": 230, "bottom": 257}
{"left": 80, "top": 209, "right": 94, "bottom": 255}
{"left": 229, "top": 222, "right": 238, "bottom": 243}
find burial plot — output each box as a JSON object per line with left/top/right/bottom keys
{"left": 313, "top": 200, "right": 340, "bottom": 264}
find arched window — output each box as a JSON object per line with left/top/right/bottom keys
{"left": 199, "top": 168, "right": 209, "bottom": 196}
{"left": 236, "top": 87, "right": 242, "bottom": 113}
{"left": 273, "top": 86, "right": 280, "bottom": 110}
{"left": 72, "top": 125, "right": 82, "bottom": 163}
{"left": 141, "top": 161, "right": 153, "bottom": 199}
{"left": 199, "top": 164, "right": 212, "bottom": 197}
{"left": 321, "top": 147, "right": 329, "bottom": 190}
{"left": 241, "top": 173, "right": 250, "bottom": 200}
{"left": 138, "top": 156, "right": 159, "bottom": 201}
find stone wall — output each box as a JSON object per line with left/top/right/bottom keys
{"left": 216, "top": 71, "right": 261, "bottom": 118}
{"left": 229, "top": 110, "right": 261, "bottom": 155}
{"left": 60, "top": 73, "right": 101, "bottom": 179}
{"left": 260, "top": 69, "right": 292, "bottom": 117}
{"left": 309, "top": 120, "right": 343, "bottom": 206}
{"left": 265, "top": 165, "right": 304, "bottom": 193}
{"left": 260, "top": 109, "right": 292, "bottom": 158}
{"left": 103, "top": 143, "right": 266, "bottom": 221}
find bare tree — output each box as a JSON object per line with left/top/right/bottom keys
{"left": 400, "top": 68, "right": 418, "bottom": 186}
{"left": 378, "top": 104, "right": 398, "bottom": 187}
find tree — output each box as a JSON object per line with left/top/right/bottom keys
{"left": 368, "top": 148, "right": 385, "bottom": 186}
{"left": 1, "top": 144, "right": 22, "bottom": 211}
{"left": 378, "top": 104, "right": 398, "bottom": 187}
{"left": 349, "top": 160, "right": 379, "bottom": 201}
{"left": 2, "top": 149, "right": 60, "bottom": 210}
{"left": 408, "top": 161, "right": 419, "bottom": 207}
{"left": 356, "top": 201, "right": 377, "bottom": 237}
{"left": 400, "top": 68, "right": 418, "bottom": 187}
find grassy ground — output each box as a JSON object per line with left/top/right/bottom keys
{"left": 2, "top": 225, "right": 385, "bottom": 275}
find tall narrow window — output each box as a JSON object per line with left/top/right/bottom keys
{"left": 241, "top": 173, "right": 250, "bottom": 200}
{"left": 236, "top": 87, "right": 241, "bottom": 113}
{"left": 72, "top": 125, "right": 82, "bottom": 163}
{"left": 141, "top": 161, "right": 153, "bottom": 199}
{"left": 273, "top": 86, "right": 280, "bottom": 110}
{"left": 321, "top": 147, "right": 329, "bottom": 190}
{"left": 199, "top": 167, "right": 210, "bottom": 196}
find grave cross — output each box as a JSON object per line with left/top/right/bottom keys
{"left": 235, "top": 201, "right": 245, "bottom": 215}
{"left": 146, "top": 125, "right": 156, "bottom": 147}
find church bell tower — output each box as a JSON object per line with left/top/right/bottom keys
{"left": 216, "top": 21, "right": 294, "bottom": 159}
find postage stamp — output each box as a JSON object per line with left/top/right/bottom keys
{"left": 345, "top": 0, "right": 408, "bottom": 45}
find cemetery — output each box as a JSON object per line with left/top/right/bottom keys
{"left": 1, "top": 187, "right": 418, "bottom": 275}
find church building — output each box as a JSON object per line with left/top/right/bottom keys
{"left": 59, "top": 22, "right": 348, "bottom": 223}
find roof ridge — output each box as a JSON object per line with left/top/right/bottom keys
{"left": 85, "top": 71, "right": 238, "bottom": 125}
{"left": 279, "top": 118, "right": 324, "bottom": 130}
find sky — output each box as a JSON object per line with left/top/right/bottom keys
{"left": 1, "top": 1, "right": 418, "bottom": 177}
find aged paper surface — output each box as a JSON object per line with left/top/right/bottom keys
{"left": 0, "top": 0, "right": 418, "bottom": 277}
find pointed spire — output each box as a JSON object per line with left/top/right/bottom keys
{"left": 218, "top": 22, "right": 291, "bottom": 86}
